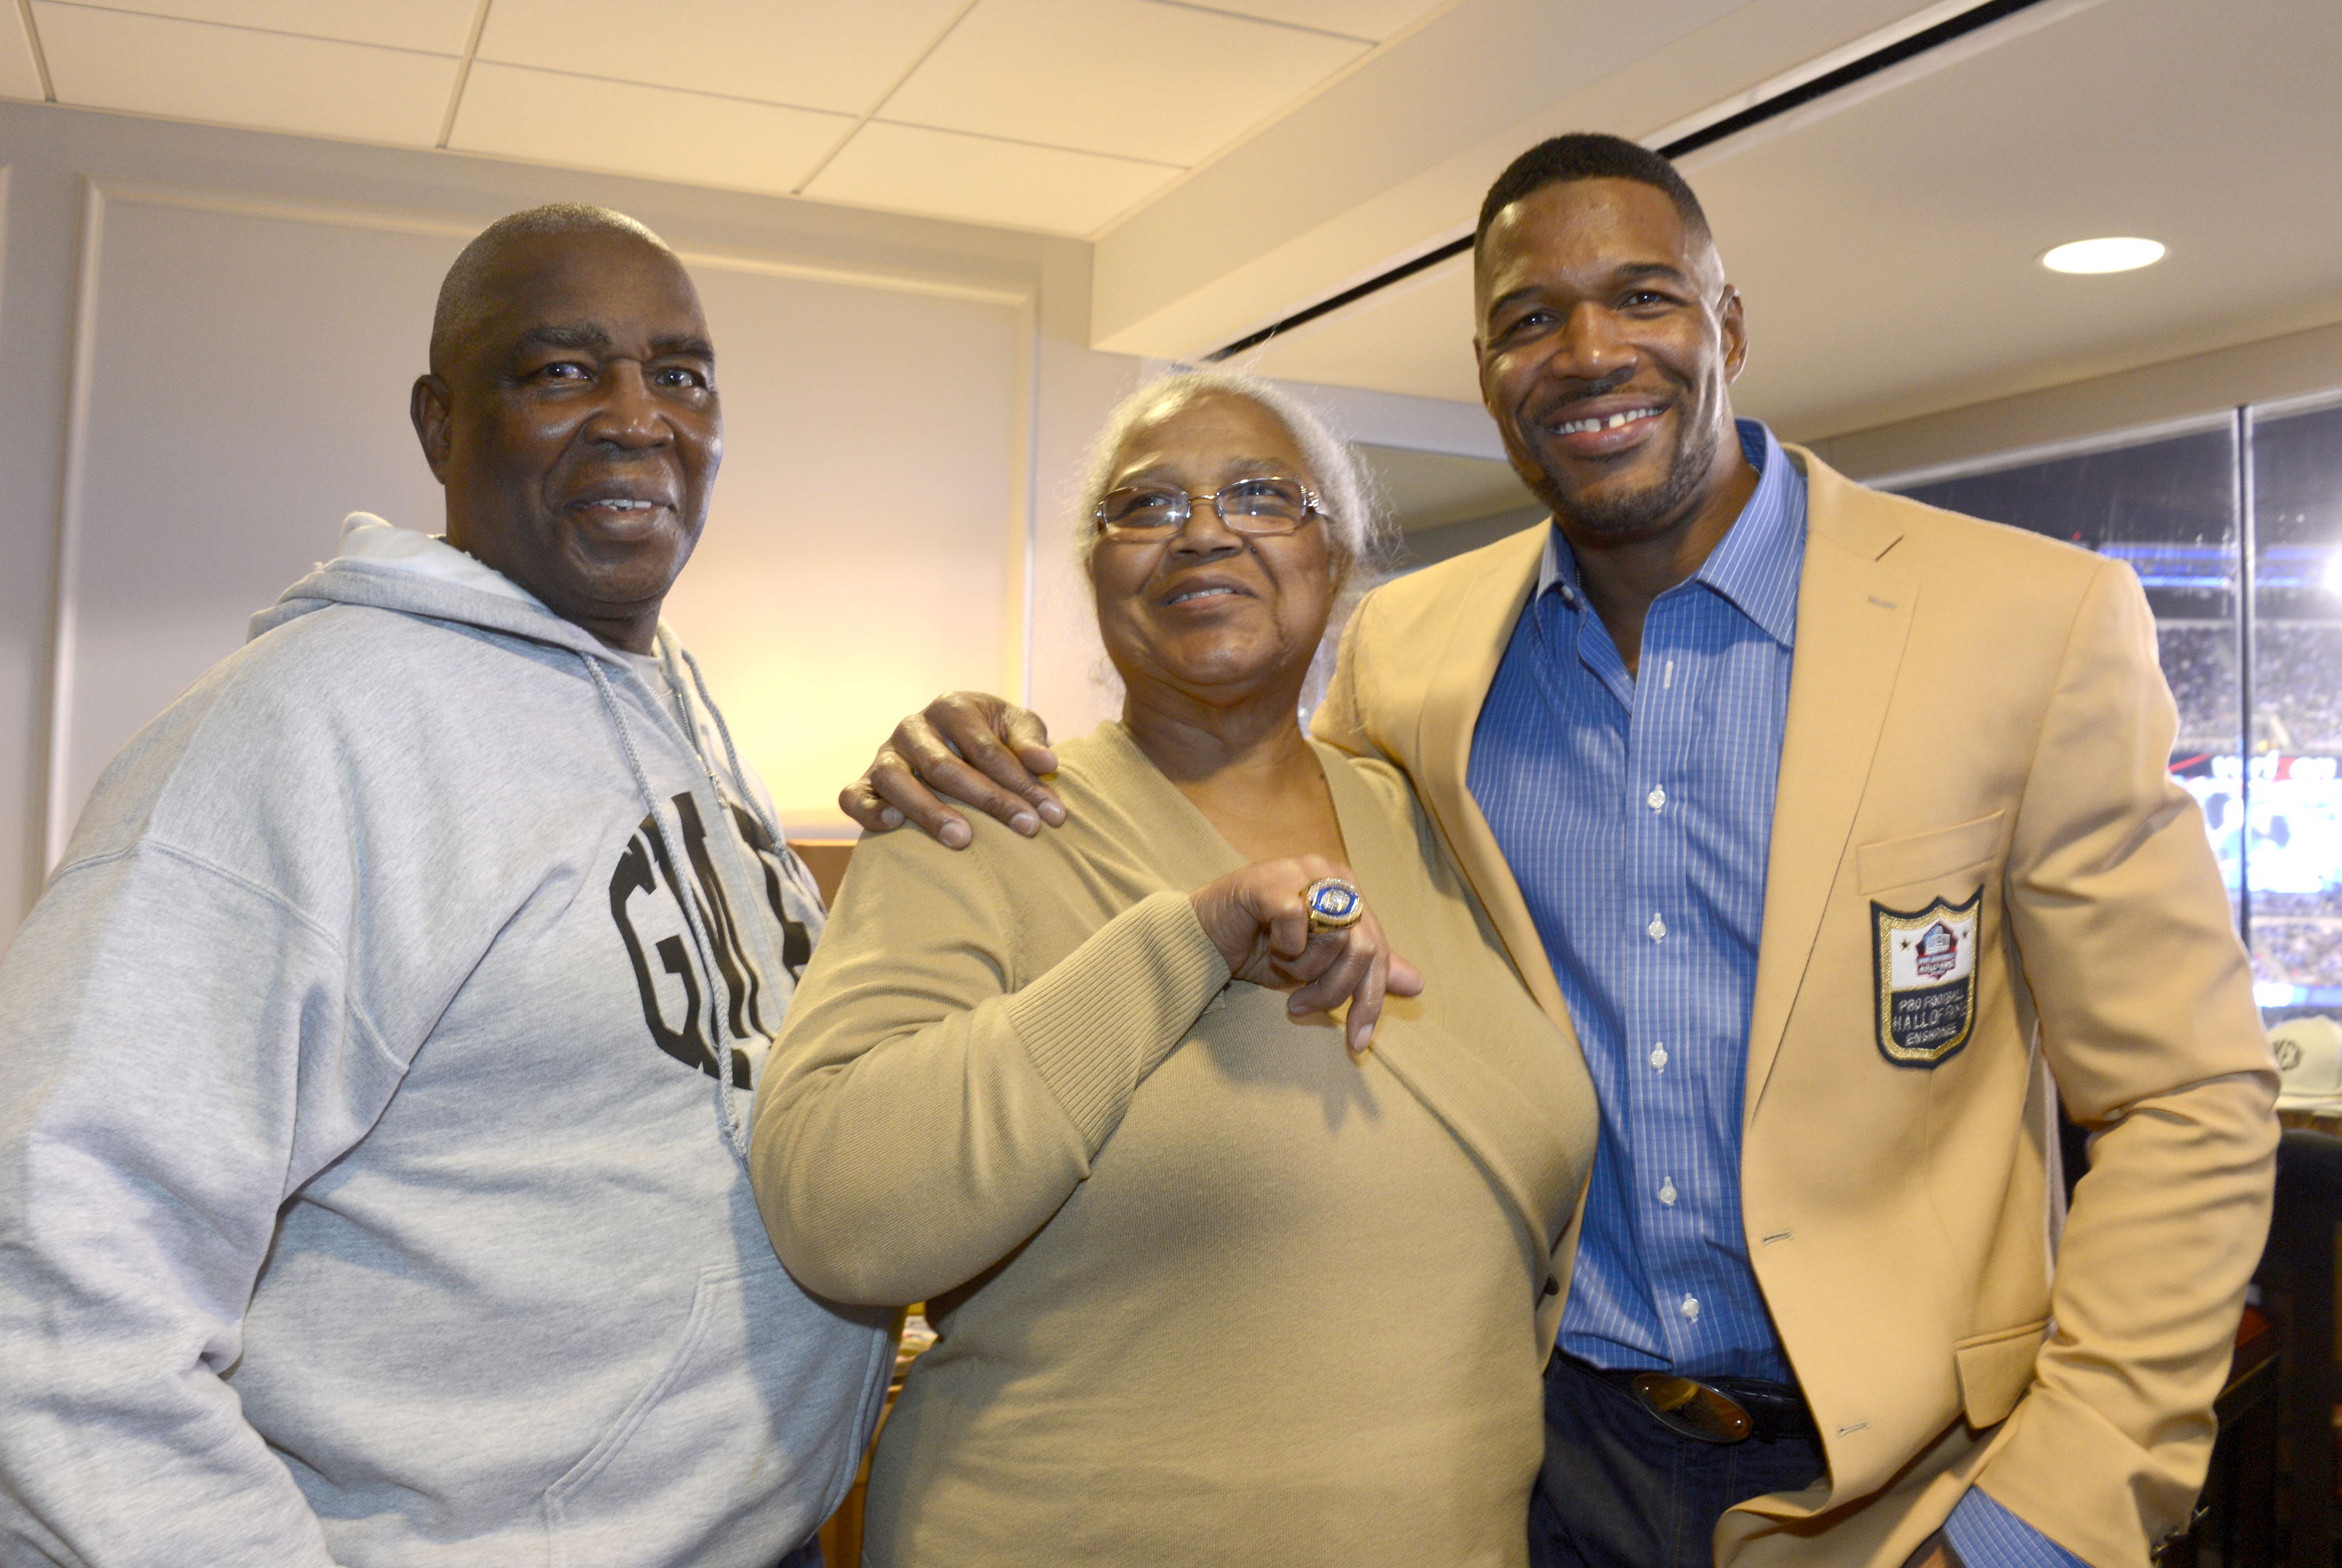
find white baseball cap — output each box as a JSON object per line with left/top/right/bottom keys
{"left": 2272, "top": 1015, "right": 2342, "bottom": 1107}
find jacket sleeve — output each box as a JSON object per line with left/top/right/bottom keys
{"left": 750, "top": 832, "right": 1229, "bottom": 1306}
{"left": 0, "top": 845, "right": 407, "bottom": 1567}
{"left": 1981, "top": 556, "right": 2279, "bottom": 1566}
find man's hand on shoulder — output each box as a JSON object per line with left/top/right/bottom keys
{"left": 841, "top": 691, "right": 1063, "bottom": 849}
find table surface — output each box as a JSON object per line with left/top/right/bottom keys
{"left": 2280, "top": 1104, "right": 2342, "bottom": 1134}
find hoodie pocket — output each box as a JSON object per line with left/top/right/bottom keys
{"left": 543, "top": 1256, "right": 884, "bottom": 1568}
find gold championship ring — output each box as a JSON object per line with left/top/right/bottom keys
{"left": 1303, "top": 877, "right": 1363, "bottom": 934}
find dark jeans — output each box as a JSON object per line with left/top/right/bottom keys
{"left": 1529, "top": 1353, "right": 1828, "bottom": 1568}
{"left": 774, "top": 1539, "right": 822, "bottom": 1568}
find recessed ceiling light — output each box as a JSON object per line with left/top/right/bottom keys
{"left": 2040, "top": 236, "right": 2166, "bottom": 275}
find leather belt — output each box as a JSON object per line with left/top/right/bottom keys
{"left": 1557, "top": 1351, "right": 1818, "bottom": 1445}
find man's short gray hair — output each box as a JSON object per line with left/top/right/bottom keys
{"left": 1074, "top": 370, "right": 1392, "bottom": 605}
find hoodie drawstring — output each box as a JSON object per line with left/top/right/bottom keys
{"left": 582, "top": 653, "right": 752, "bottom": 1162}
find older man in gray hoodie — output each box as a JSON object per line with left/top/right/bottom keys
{"left": 0, "top": 207, "right": 892, "bottom": 1566}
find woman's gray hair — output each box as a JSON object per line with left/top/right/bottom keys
{"left": 1074, "top": 370, "right": 1393, "bottom": 606}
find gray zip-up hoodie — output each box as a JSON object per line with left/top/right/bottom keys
{"left": 0, "top": 517, "right": 894, "bottom": 1566}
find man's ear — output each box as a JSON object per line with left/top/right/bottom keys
{"left": 411, "top": 374, "right": 454, "bottom": 482}
{"left": 1718, "top": 286, "right": 1749, "bottom": 383}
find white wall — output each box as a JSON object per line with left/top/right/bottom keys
{"left": 0, "top": 100, "right": 1148, "bottom": 927}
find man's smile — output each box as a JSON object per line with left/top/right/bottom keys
{"left": 564, "top": 477, "right": 682, "bottom": 530}
{"left": 1535, "top": 397, "right": 1671, "bottom": 461}
{"left": 1550, "top": 406, "right": 1662, "bottom": 437}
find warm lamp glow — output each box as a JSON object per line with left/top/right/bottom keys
{"left": 2039, "top": 236, "right": 2166, "bottom": 275}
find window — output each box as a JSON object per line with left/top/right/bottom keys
{"left": 2245, "top": 402, "right": 2342, "bottom": 1010}
{"left": 1885, "top": 394, "right": 2342, "bottom": 1026}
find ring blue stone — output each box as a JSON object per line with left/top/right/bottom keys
{"left": 1304, "top": 877, "right": 1362, "bottom": 932}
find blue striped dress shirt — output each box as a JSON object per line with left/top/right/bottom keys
{"left": 1470, "top": 418, "right": 1802, "bottom": 1383}
{"left": 1466, "top": 419, "right": 2081, "bottom": 1568}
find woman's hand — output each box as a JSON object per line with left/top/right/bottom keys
{"left": 1189, "top": 856, "right": 1424, "bottom": 1053}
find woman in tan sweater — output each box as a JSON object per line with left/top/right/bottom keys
{"left": 753, "top": 372, "right": 1596, "bottom": 1566}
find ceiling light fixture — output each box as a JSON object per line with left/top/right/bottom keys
{"left": 2040, "top": 236, "right": 2166, "bottom": 275}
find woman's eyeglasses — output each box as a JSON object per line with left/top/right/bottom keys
{"left": 1094, "top": 477, "right": 1323, "bottom": 539}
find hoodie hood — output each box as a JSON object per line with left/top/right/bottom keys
{"left": 251, "top": 513, "right": 638, "bottom": 670}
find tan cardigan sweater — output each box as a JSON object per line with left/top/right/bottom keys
{"left": 753, "top": 724, "right": 1596, "bottom": 1567}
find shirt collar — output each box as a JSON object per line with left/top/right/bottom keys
{"left": 1536, "top": 418, "right": 1805, "bottom": 649}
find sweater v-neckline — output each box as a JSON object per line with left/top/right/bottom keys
{"left": 1078, "top": 718, "right": 1587, "bottom": 1268}
{"left": 1083, "top": 720, "right": 1372, "bottom": 887}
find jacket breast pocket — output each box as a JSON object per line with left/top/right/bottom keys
{"left": 1858, "top": 811, "right": 2006, "bottom": 894}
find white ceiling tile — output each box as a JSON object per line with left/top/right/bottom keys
{"left": 450, "top": 62, "right": 852, "bottom": 197}
{"left": 61, "top": 0, "right": 477, "bottom": 53}
{"left": 1194, "top": 0, "right": 1448, "bottom": 43}
{"left": 34, "top": 2, "right": 454, "bottom": 144}
{"left": 474, "top": 0, "right": 966, "bottom": 115}
{"left": 0, "top": 3, "right": 43, "bottom": 101}
{"left": 805, "top": 119, "right": 1180, "bottom": 236}
{"left": 881, "top": 0, "right": 1365, "bottom": 166}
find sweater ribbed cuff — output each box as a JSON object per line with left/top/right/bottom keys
{"left": 1000, "top": 890, "right": 1231, "bottom": 1151}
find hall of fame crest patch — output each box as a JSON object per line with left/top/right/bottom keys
{"left": 1871, "top": 889, "right": 1981, "bottom": 1065}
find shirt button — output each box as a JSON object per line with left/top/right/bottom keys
{"left": 1649, "top": 1044, "right": 1668, "bottom": 1072}
{"left": 1680, "top": 1296, "right": 1700, "bottom": 1322}
{"left": 1658, "top": 1178, "right": 1678, "bottom": 1207}
{"left": 1646, "top": 914, "right": 1666, "bottom": 941}
{"left": 1646, "top": 786, "right": 1666, "bottom": 811}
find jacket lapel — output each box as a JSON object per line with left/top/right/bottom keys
{"left": 1742, "top": 450, "right": 1915, "bottom": 1122}
{"left": 1410, "top": 523, "right": 1572, "bottom": 1027}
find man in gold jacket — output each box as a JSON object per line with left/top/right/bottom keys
{"left": 849, "top": 133, "right": 2276, "bottom": 1568}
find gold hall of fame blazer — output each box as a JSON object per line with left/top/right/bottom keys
{"left": 1310, "top": 445, "right": 2280, "bottom": 1568}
